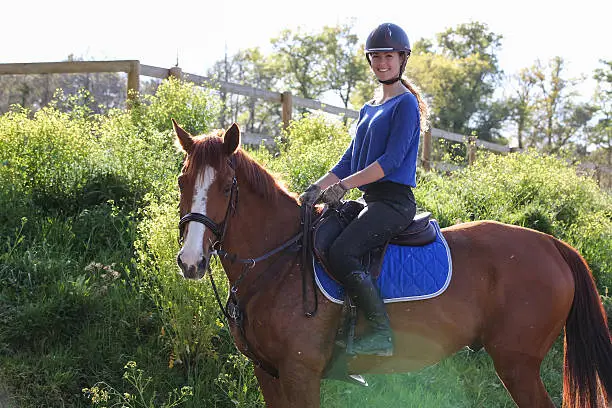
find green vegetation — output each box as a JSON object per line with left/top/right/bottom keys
{"left": 0, "top": 79, "right": 609, "bottom": 407}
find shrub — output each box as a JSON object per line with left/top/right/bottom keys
{"left": 264, "top": 113, "right": 352, "bottom": 192}
{"left": 130, "top": 76, "right": 220, "bottom": 136}
{"left": 0, "top": 78, "right": 231, "bottom": 407}
{"left": 0, "top": 105, "right": 100, "bottom": 217}
{"left": 416, "top": 150, "right": 612, "bottom": 291}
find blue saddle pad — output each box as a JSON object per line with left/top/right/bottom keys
{"left": 314, "top": 220, "right": 452, "bottom": 304}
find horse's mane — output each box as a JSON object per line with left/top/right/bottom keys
{"left": 185, "top": 132, "right": 296, "bottom": 204}
{"left": 234, "top": 149, "right": 296, "bottom": 203}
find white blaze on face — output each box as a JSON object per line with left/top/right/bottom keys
{"left": 179, "top": 166, "right": 216, "bottom": 268}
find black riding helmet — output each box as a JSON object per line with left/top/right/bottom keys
{"left": 365, "top": 23, "right": 411, "bottom": 85}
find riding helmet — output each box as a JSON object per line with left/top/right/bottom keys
{"left": 365, "top": 23, "right": 411, "bottom": 57}
{"left": 365, "top": 23, "right": 411, "bottom": 84}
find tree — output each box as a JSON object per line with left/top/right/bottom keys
{"left": 320, "top": 23, "right": 369, "bottom": 111}
{"left": 271, "top": 27, "right": 328, "bottom": 100}
{"left": 236, "top": 48, "right": 282, "bottom": 135}
{"left": 525, "top": 57, "right": 596, "bottom": 153}
{"left": 208, "top": 23, "right": 368, "bottom": 130}
{"left": 207, "top": 50, "right": 240, "bottom": 126}
{"left": 405, "top": 22, "right": 506, "bottom": 140}
{"left": 350, "top": 73, "right": 377, "bottom": 108}
{"left": 437, "top": 22, "right": 501, "bottom": 69}
{"left": 589, "top": 60, "right": 612, "bottom": 165}
{"left": 506, "top": 68, "right": 539, "bottom": 149}
{"left": 207, "top": 47, "right": 281, "bottom": 135}
{"left": 471, "top": 100, "right": 511, "bottom": 143}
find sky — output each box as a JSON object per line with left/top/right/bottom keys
{"left": 1, "top": 0, "right": 610, "bottom": 101}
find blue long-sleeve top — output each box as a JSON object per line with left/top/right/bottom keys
{"left": 331, "top": 92, "right": 421, "bottom": 189}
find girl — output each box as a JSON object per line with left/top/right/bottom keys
{"left": 300, "top": 22, "right": 429, "bottom": 356}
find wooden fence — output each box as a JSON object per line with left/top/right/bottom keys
{"left": 140, "top": 64, "right": 513, "bottom": 168}
{"left": 1, "top": 60, "right": 610, "bottom": 184}
{"left": 0, "top": 60, "right": 141, "bottom": 98}
{"left": 0, "top": 60, "right": 496, "bottom": 162}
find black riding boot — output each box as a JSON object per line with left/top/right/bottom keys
{"left": 344, "top": 270, "right": 393, "bottom": 356}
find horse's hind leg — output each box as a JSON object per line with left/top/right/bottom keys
{"left": 488, "top": 349, "right": 555, "bottom": 408}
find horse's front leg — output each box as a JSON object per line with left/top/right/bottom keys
{"left": 255, "top": 363, "right": 322, "bottom": 408}
{"left": 254, "top": 367, "right": 285, "bottom": 408}
{"left": 279, "top": 361, "right": 322, "bottom": 408}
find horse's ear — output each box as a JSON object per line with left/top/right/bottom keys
{"left": 172, "top": 119, "right": 194, "bottom": 153}
{"left": 223, "top": 123, "right": 240, "bottom": 156}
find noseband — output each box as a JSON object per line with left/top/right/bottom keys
{"left": 178, "top": 162, "right": 239, "bottom": 248}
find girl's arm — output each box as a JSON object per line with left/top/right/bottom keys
{"left": 340, "top": 161, "right": 384, "bottom": 189}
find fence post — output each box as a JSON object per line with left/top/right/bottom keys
{"left": 127, "top": 60, "right": 141, "bottom": 103}
{"left": 169, "top": 66, "right": 183, "bottom": 80}
{"left": 281, "top": 91, "right": 292, "bottom": 130}
{"left": 467, "top": 135, "right": 477, "bottom": 166}
{"left": 421, "top": 128, "right": 432, "bottom": 171}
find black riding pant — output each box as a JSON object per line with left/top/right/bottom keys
{"left": 328, "top": 182, "right": 416, "bottom": 282}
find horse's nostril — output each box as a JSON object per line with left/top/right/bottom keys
{"left": 197, "top": 257, "right": 208, "bottom": 273}
{"left": 176, "top": 254, "right": 183, "bottom": 268}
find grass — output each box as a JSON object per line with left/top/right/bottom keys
{"left": 320, "top": 340, "right": 564, "bottom": 407}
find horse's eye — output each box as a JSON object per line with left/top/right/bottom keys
{"left": 223, "top": 185, "right": 232, "bottom": 196}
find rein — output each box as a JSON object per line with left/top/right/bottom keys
{"left": 208, "top": 232, "right": 303, "bottom": 321}
{"left": 300, "top": 203, "right": 318, "bottom": 317}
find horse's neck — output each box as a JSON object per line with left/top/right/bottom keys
{"left": 222, "top": 189, "right": 301, "bottom": 282}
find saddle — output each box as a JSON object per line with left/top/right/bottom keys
{"left": 312, "top": 200, "right": 436, "bottom": 280}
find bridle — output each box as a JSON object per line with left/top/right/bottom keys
{"left": 178, "top": 174, "right": 238, "bottom": 249}
{"left": 176, "top": 157, "right": 316, "bottom": 317}
{"left": 175, "top": 156, "right": 317, "bottom": 378}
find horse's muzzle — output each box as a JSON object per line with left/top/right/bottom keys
{"left": 176, "top": 253, "right": 209, "bottom": 280}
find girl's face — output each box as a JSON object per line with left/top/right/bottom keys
{"left": 369, "top": 52, "right": 402, "bottom": 82}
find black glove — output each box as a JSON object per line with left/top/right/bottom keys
{"left": 299, "top": 184, "right": 321, "bottom": 206}
{"left": 321, "top": 182, "right": 348, "bottom": 206}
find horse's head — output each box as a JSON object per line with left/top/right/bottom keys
{"left": 173, "top": 119, "right": 240, "bottom": 279}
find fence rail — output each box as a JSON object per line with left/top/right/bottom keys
{"left": 0, "top": 60, "right": 141, "bottom": 98}
{"left": 1, "top": 60, "right": 610, "bottom": 185}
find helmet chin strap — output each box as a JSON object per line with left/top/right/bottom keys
{"left": 378, "top": 77, "right": 401, "bottom": 85}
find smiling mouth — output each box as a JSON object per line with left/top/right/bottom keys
{"left": 376, "top": 68, "right": 394, "bottom": 76}
{"left": 376, "top": 69, "right": 395, "bottom": 80}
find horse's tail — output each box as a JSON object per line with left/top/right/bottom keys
{"left": 552, "top": 238, "right": 612, "bottom": 408}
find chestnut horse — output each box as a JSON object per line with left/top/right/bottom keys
{"left": 173, "top": 121, "right": 612, "bottom": 408}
